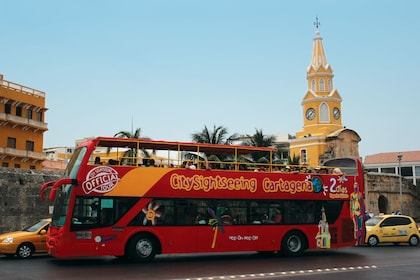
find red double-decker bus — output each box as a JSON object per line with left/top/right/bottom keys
{"left": 41, "top": 137, "right": 365, "bottom": 262}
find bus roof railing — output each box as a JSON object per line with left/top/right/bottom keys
{"left": 91, "top": 136, "right": 277, "bottom": 155}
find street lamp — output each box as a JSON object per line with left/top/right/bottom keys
{"left": 397, "top": 153, "right": 403, "bottom": 214}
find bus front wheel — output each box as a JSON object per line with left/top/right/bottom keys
{"left": 281, "top": 231, "right": 306, "bottom": 257}
{"left": 128, "top": 234, "right": 157, "bottom": 263}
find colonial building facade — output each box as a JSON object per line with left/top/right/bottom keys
{"left": 0, "top": 74, "right": 48, "bottom": 169}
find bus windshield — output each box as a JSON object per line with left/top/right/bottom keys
{"left": 64, "top": 146, "right": 87, "bottom": 179}
{"left": 51, "top": 147, "right": 87, "bottom": 227}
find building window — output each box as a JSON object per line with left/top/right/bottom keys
{"left": 14, "top": 163, "right": 21, "bottom": 168}
{"left": 319, "top": 79, "right": 325, "bottom": 91}
{"left": 415, "top": 166, "right": 420, "bottom": 176}
{"left": 367, "top": 168, "right": 379, "bottom": 172}
{"left": 2, "top": 162, "right": 9, "bottom": 167}
{"left": 401, "top": 166, "right": 413, "bottom": 177}
{"left": 5, "top": 104, "right": 11, "bottom": 114}
{"left": 27, "top": 109, "right": 33, "bottom": 120}
{"left": 311, "top": 80, "right": 316, "bottom": 91}
{"left": 16, "top": 106, "right": 23, "bottom": 116}
{"left": 300, "top": 149, "right": 307, "bottom": 164}
{"left": 319, "top": 103, "right": 329, "bottom": 122}
{"left": 7, "top": 137, "right": 16, "bottom": 149}
{"left": 26, "top": 141, "right": 35, "bottom": 152}
{"left": 36, "top": 111, "right": 43, "bottom": 122}
{"left": 30, "top": 165, "right": 36, "bottom": 170}
{"left": 381, "top": 168, "right": 395, "bottom": 174}
{"left": 327, "top": 79, "right": 331, "bottom": 92}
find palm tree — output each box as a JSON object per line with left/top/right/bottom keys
{"left": 191, "top": 125, "right": 229, "bottom": 144}
{"left": 243, "top": 129, "right": 275, "bottom": 162}
{"left": 288, "top": 154, "right": 300, "bottom": 165}
{"left": 114, "top": 128, "right": 142, "bottom": 139}
{"left": 113, "top": 128, "right": 151, "bottom": 165}
{"left": 191, "top": 125, "right": 237, "bottom": 163}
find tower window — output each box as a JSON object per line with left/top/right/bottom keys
{"left": 300, "top": 149, "right": 307, "bottom": 164}
{"left": 320, "top": 103, "right": 329, "bottom": 122}
{"left": 319, "top": 79, "right": 325, "bottom": 91}
{"left": 311, "top": 80, "right": 316, "bottom": 91}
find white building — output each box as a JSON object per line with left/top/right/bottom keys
{"left": 364, "top": 151, "right": 420, "bottom": 187}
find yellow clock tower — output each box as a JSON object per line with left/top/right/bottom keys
{"left": 290, "top": 19, "right": 360, "bottom": 166}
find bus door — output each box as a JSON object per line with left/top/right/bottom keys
{"left": 70, "top": 197, "right": 117, "bottom": 256}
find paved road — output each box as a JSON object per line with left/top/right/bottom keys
{"left": 1, "top": 244, "right": 419, "bottom": 280}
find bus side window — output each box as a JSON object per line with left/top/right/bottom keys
{"left": 100, "top": 208, "right": 113, "bottom": 225}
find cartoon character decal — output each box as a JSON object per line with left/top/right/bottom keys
{"left": 350, "top": 182, "right": 365, "bottom": 246}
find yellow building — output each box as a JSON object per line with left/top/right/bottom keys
{"left": 0, "top": 74, "right": 48, "bottom": 169}
{"left": 290, "top": 22, "right": 360, "bottom": 166}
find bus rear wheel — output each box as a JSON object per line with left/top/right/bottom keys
{"left": 128, "top": 234, "right": 157, "bottom": 263}
{"left": 281, "top": 231, "right": 306, "bottom": 257}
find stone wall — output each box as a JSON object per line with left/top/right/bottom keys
{"left": 0, "top": 168, "right": 61, "bottom": 234}
{"left": 365, "top": 172, "right": 420, "bottom": 218}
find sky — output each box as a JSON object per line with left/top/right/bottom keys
{"left": 1, "top": 0, "right": 419, "bottom": 159}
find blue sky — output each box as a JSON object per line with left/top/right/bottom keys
{"left": 1, "top": 0, "right": 419, "bottom": 159}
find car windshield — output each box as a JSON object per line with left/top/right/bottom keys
{"left": 365, "top": 216, "right": 383, "bottom": 226}
{"left": 23, "top": 220, "right": 48, "bottom": 232}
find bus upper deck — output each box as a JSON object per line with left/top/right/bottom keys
{"left": 83, "top": 136, "right": 358, "bottom": 174}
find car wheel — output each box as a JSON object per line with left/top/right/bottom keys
{"left": 408, "top": 235, "right": 419, "bottom": 246}
{"left": 128, "top": 234, "right": 157, "bottom": 262}
{"left": 281, "top": 231, "right": 306, "bottom": 257}
{"left": 367, "top": 236, "right": 379, "bottom": 247}
{"left": 16, "top": 243, "right": 34, "bottom": 259}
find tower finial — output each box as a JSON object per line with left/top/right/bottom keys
{"left": 314, "top": 16, "right": 320, "bottom": 29}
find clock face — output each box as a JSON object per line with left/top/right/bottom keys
{"left": 306, "top": 108, "right": 316, "bottom": 120}
{"left": 333, "top": 107, "right": 340, "bottom": 120}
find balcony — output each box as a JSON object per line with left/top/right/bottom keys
{"left": 0, "top": 113, "right": 48, "bottom": 131}
{"left": 0, "top": 147, "right": 47, "bottom": 161}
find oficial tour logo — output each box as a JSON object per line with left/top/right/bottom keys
{"left": 82, "top": 166, "right": 120, "bottom": 194}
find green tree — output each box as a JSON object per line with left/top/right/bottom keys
{"left": 113, "top": 128, "right": 151, "bottom": 165}
{"left": 114, "top": 128, "right": 142, "bottom": 139}
{"left": 191, "top": 125, "right": 229, "bottom": 144}
{"left": 288, "top": 154, "right": 300, "bottom": 165}
{"left": 243, "top": 129, "right": 275, "bottom": 162}
{"left": 191, "top": 125, "right": 237, "bottom": 162}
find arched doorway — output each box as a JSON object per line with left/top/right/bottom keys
{"left": 378, "top": 195, "right": 388, "bottom": 214}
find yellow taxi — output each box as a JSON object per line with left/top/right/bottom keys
{"left": 365, "top": 214, "right": 420, "bottom": 246}
{"left": 0, "top": 218, "right": 51, "bottom": 259}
